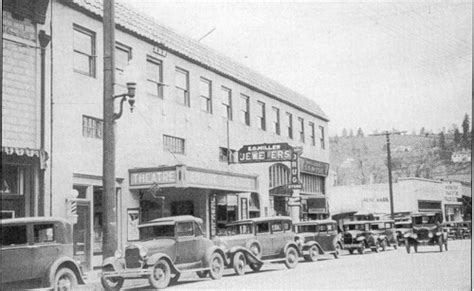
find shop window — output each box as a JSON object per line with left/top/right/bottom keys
{"left": 82, "top": 115, "right": 103, "bottom": 139}
{"left": 93, "top": 186, "right": 103, "bottom": 255}
{"left": 1, "top": 225, "right": 27, "bottom": 246}
{"left": 273, "top": 196, "right": 288, "bottom": 216}
{"left": 216, "top": 195, "right": 238, "bottom": 233}
{"left": 1, "top": 164, "right": 25, "bottom": 195}
{"left": 146, "top": 56, "right": 163, "bottom": 98}
{"left": 219, "top": 147, "right": 236, "bottom": 163}
{"left": 34, "top": 224, "right": 55, "bottom": 243}
{"left": 301, "top": 174, "right": 325, "bottom": 194}
{"left": 73, "top": 185, "right": 87, "bottom": 199}
{"left": 256, "top": 222, "right": 270, "bottom": 234}
{"left": 163, "top": 135, "right": 185, "bottom": 154}
{"left": 171, "top": 200, "right": 194, "bottom": 216}
{"left": 73, "top": 24, "right": 96, "bottom": 77}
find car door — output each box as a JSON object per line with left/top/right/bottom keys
{"left": 270, "top": 221, "right": 285, "bottom": 255}
{"left": 255, "top": 222, "right": 273, "bottom": 257}
{"left": 31, "top": 223, "right": 60, "bottom": 279}
{"left": 176, "top": 221, "right": 197, "bottom": 264}
{"left": 193, "top": 222, "right": 206, "bottom": 263}
{"left": 316, "top": 224, "right": 332, "bottom": 252}
{"left": 0, "top": 223, "right": 32, "bottom": 283}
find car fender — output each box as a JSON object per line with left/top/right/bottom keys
{"left": 281, "top": 241, "right": 300, "bottom": 257}
{"left": 355, "top": 236, "right": 365, "bottom": 242}
{"left": 43, "top": 256, "right": 86, "bottom": 287}
{"left": 244, "top": 239, "right": 263, "bottom": 256}
{"left": 228, "top": 246, "right": 263, "bottom": 265}
{"left": 146, "top": 253, "right": 179, "bottom": 274}
{"left": 302, "top": 241, "right": 324, "bottom": 254}
{"left": 204, "top": 246, "right": 228, "bottom": 267}
{"left": 102, "top": 256, "right": 125, "bottom": 271}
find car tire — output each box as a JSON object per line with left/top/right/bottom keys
{"left": 381, "top": 240, "right": 387, "bottom": 252}
{"left": 284, "top": 247, "right": 299, "bottom": 269}
{"left": 349, "top": 248, "right": 354, "bottom": 255}
{"left": 413, "top": 243, "right": 418, "bottom": 253}
{"left": 393, "top": 239, "right": 398, "bottom": 250}
{"left": 372, "top": 241, "right": 380, "bottom": 253}
{"left": 148, "top": 259, "right": 171, "bottom": 289}
{"left": 303, "top": 245, "right": 319, "bottom": 262}
{"left": 358, "top": 243, "right": 364, "bottom": 255}
{"left": 333, "top": 243, "right": 342, "bottom": 259}
{"left": 232, "top": 252, "right": 247, "bottom": 276}
{"left": 101, "top": 266, "right": 124, "bottom": 291}
{"left": 54, "top": 267, "right": 78, "bottom": 291}
{"left": 196, "top": 270, "right": 209, "bottom": 278}
{"left": 209, "top": 252, "right": 225, "bottom": 280}
{"left": 445, "top": 241, "right": 448, "bottom": 251}
{"left": 249, "top": 263, "right": 263, "bottom": 272}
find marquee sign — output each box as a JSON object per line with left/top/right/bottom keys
{"left": 238, "top": 143, "right": 293, "bottom": 163}
{"left": 300, "top": 158, "right": 329, "bottom": 176}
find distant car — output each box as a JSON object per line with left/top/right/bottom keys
{"left": 294, "top": 220, "right": 342, "bottom": 261}
{"left": 404, "top": 212, "right": 447, "bottom": 253}
{"left": 101, "top": 216, "right": 226, "bottom": 290}
{"left": 212, "top": 217, "right": 300, "bottom": 276}
{"left": 395, "top": 221, "right": 412, "bottom": 246}
{"left": 445, "top": 221, "right": 472, "bottom": 240}
{"left": 342, "top": 221, "right": 380, "bottom": 254}
{"left": 370, "top": 220, "right": 398, "bottom": 251}
{"left": 460, "top": 221, "right": 471, "bottom": 239}
{"left": 0, "top": 217, "right": 86, "bottom": 290}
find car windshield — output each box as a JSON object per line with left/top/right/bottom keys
{"left": 222, "top": 224, "right": 253, "bottom": 236}
{"left": 412, "top": 215, "right": 439, "bottom": 225}
{"left": 395, "top": 223, "right": 412, "bottom": 228}
{"left": 344, "top": 224, "right": 366, "bottom": 231}
{"left": 296, "top": 224, "right": 317, "bottom": 233}
{"left": 139, "top": 224, "right": 175, "bottom": 240}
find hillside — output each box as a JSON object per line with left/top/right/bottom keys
{"left": 329, "top": 134, "right": 471, "bottom": 185}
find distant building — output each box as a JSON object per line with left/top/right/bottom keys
{"left": 451, "top": 150, "right": 471, "bottom": 163}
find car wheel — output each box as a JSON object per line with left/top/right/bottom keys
{"left": 170, "top": 273, "right": 181, "bottom": 285}
{"left": 196, "top": 270, "right": 209, "bottom": 278}
{"left": 249, "top": 243, "right": 262, "bottom": 259}
{"left": 284, "top": 247, "right": 299, "bottom": 269}
{"left": 445, "top": 240, "right": 448, "bottom": 251}
{"left": 358, "top": 243, "right": 364, "bottom": 255}
{"left": 406, "top": 242, "right": 410, "bottom": 254}
{"left": 54, "top": 267, "right": 78, "bottom": 291}
{"left": 148, "top": 259, "right": 171, "bottom": 289}
{"left": 209, "top": 252, "right": 225, "bottom": 280}
{"left": 333, "top": 243, "right": 342, "bottom": 259}
{"left": 101, "top": 266, "right": 124, "bottom": 291}
{"left": 249, "top": 263, "right": 263, "bottom": 272}
{"left": 393, "top": 239, "right": 398, "bottom": 250}
{"left": 304, "top": 245, "right": 319, "bottom": 262}
{"left": 372, "top": 241, "right": 380, "bottom": 253}
{"left": 232, "top": 252, "right": 247, "bottom": 276}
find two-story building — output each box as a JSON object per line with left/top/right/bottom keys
{"left": 2, "top": 0, "right": 330, "bottom": 270}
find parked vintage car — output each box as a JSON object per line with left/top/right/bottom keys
{"left": 0, "top": 217, "right": 86, "bottom": 290}
{"left": 101, "top": 216, "right": 227, "bottom": 290}
{"left": 294, "top": 220, "right": 342, "bottom": 261}
{"left": 460, "top": 221, "right": 472, "bottom": 239}
{"left": 395, "top": 220, "right": 412, "bottom": 246}
{"left": 445, "top": 221, "right": 471, "bottom": 240}
{"left": 212, "top": 217, "right": 300, "bottom": 276}
{"left": 342, "top": 221, "right": 381, "bottom": 254}
{"left": 370, "top": 220, "right": 398, "bottom": 251}
{"left": 404, "top": 212, "right": 448, "bottom": 253}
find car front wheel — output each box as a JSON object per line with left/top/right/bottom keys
{"left": 149, "top": 259, "right": 171, "bottom": 289}
{"left": 209, "top": 252, "right": 225, "bottom": 280}
{"left": 381, "top": 240, "right": 387, "bottom": 252}
{"left": 304, "top": 245, "right": 319, "bottom": 262}
{"left": 101, "top": 266, "right": 124, "bottom": 291}
{"left": 333, "top": 243, "right": 342, "bottom": 259}
{"left": 54, "top": 267, "right": 78, "bottom": 291}
{"left": 284, "top": 247, "right": 299, "bottom": 269}
{"left": 358, "top": 243, "right": 364, "bottom": 255}
{"left": 232, "top": 252, "right": 246, "bottom": 276}
{"left": 249, "top": 263, "right": 262, "bottom": 272}
{"left": 438, "top": 238, "right": 444, "bottom": 252}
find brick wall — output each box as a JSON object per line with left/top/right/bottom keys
{"left": 2, "top": 11, "right": 38, "bottom": 149}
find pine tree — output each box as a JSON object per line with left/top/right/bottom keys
{"left": 453, "top": 128, "right": 461, "bottom": 148}
{"left": 356, "top": 128, "right": 364, "bottom": 137}
{"left": 342, "top": 128, "right": 348, "bottom": 138}
{"left": 349, "top": 129, "right": 354, "bottom": 137}
{"left": 462, "top": 114, "right": 470, "bottom": 149}
{"left": 419, "top": 127, "right": 425, "bottom": 136}
{"left": 439, "top": 131, "right": 446, "bottom": 150}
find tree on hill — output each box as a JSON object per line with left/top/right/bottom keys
{"left": 349, "top": 129, "right": 354, "bottom": 137}
{"left": 356, "top": 128, "right": 364, "bottom": 137}
{"left": 462, "top": 114, "right": 471, "bottom": 149}
{"left": 419, "top": 127, "right": 426, "bottom": 136}
{"left": 453, "top": 128, "right": 461, "bottom": 148}
{"left": 342, "top": 128, "right": 348, "bottom": 138}
{"left": 439, "top": 131, "right": 446, "bottom": 150}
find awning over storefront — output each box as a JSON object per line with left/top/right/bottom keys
{"left": 129, "top": 165, "right": 258, "bottom": 193}
{"left": 269, "top": 185, "right": 293, "bottom": 197}
{"left": 303, "top": 195, "right": 328, "bottom": 214}
{"left": 2, "top": 146, "right": 48, "bottom": 169}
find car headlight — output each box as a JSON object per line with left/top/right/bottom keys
{"left": 114, "top": 249, "right": 122, "bottom": 259}
{"left": 139, "top": 245, "right": 148, "bottom": 258}
{"left": 428, "top": 233, "right": 433, "bottom": 238}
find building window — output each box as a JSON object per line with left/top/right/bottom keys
{"left": 146, "top": 57, "right": 163, "bottom": 98}
{"left": 219, "top": 147, "right": 236, "bottom": 163}
{"left": 200, "top": 78, "right": 212, "bottom": 113}
{"left": 240, "top": 94, "right": 250, "bottom": 126}
{"left": 298, "top": 117, "right": 305, "bottom": 143}
{"left": 272, "top": 107, "right": 280, "bottom": 135}
{"left": 319, "top": 126, "right": 325, "bottom": 149}
{"left": 309, "top": 122, "right": 315, "bottom": 146}
{"left": 115, "top": 42, "right": 131, "bottom": 74}
{"left": 82, "top": 115, "right": 103, "bottom": 139}
{"left": 301, "top": 174, "right": 325, "bottom": 194}
{"left": 286, "top": 112, "right": 293, "bottom": 139}
{"left": 221, "top": 87, "right": 232, "bottom": 120}
{"left": 1, "top": 164, "right": 25, "bottom": 195}
{"left": 175, "top": 67, "right": 189, "bottom": 106}
{"left": 163, "top": 135, "right": 185, "bottom": 154}
{"left": 256, "top": 101, "right": 266, "bottom": 130}
{"left": 73, "top": 24, "right": 96, "bottom": 77}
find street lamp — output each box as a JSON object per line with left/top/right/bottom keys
{"left": 113, "top": 82, "right": 137, "bottom": 120}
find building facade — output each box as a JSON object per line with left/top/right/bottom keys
{"left": 1, "top": 0, "right": 330, "bottom": 270}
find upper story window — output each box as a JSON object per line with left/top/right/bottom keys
{"left": 298, "top": 117, "right": 305, "bottom": 143}
{"left": 286, "top": 112, "right": 293, "bottom": 139}
{"left": 240, "top": 94, "right": 250, "bottom": 126}
{"left": 175, "top": 67, "right": 190, "bottom": 106}
{"left": 272, "top": 107, "right": 280, "bottom": 135}
{"left": 200, "top": 78, "right": 212, "bottom": 113}
{"left": 256, "top": 101, "right": 266, "bottom": 130}
{"left": 221, "top": 87, "right": 232, "bottom": 120}
{"left": 319, "top": 126, "right": 325, "bottom": 149}
{"left": 73, "top": 24, "right": 96, "bottom": 77}
{"left": 146, "top": 56, "right": 163, "bottom": 98}
{"left": 82, "top": 115, "right": 103, "bottom": 139}
{"left": 115, "top": 42, "right": 132, "bottom": 87}
{"left": 1, "top": 164, "right": 25, "bottom": 195}
{"left": 219, "top": 147, "right": 236, "bottom": 163}
{"left": 309, "top": 122, "right": 315, "bottom": 146}
{"left": 163, "top": 134, "right": 185, "bottom": 154}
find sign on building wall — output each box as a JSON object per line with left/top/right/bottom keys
{"left": 130, "top": 169, "right": 177, "bottom": 186}
{"left": 300, "top": 158, "right": 329, "bottom": 176}
{"left": 444, "top": 182, "right": 462, "bottom": 202}
{"left": 238, "top": 143, "right": 293, "bottom": 163}
{"left": 288, "top": 152, "right": 302, "bottom": 189}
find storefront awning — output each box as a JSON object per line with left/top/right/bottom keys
{"left": 2, "top": 146, "right": 48, "bottom": 169}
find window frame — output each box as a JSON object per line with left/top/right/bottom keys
{"left": 256, "top": 101, "right": 266, "bottom": 131}
{"left": 115, "top": 42, "right": 132, "bottom": 74}
{"left": 175, "top": 67, "right": 190, "bottom": 107}
{"left": 298, "top": 117, "right": 305, "bottom": 143}
{"left": 319, "top": 126, "right": 325, "bottom": 149}
{"left": 221, "top": 86, "right": 233, "bottom": 120}
{"left": 240, "top": 94, "right": 250, "bottom": 126}
{"left": 272, "top": 107, "right": 280, "bottom": 135}
{"left": 286, "top": 112, "right": 293, "bottom": 139}
{"left": 219, "top": 147, "right": 236, "bottom": 163}
{"left": 163, "top": 134, "right": 186, "bottom": 155}
{"left": 199, "top": 77, "right": 212, "bottom": 113}
{"left": 309, "top": 122, "right": 315, "bottom": 146}
{"left": 146, "top": 56, "right": 164, "bottom": 98}
{"left": 82, "top": 115, "right": 103, "bottom": 139}
{"left": 73, "top": 24, "right": 96, "bottom": 77}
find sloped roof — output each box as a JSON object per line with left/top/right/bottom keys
{"left": 60, "top": 0, "right": 328, "bottom": 121}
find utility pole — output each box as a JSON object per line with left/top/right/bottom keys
{"left": 370, "top": 131, "right": 405, "bottom": 219}
{"left": 102, "top": 0, "right": 117, "bottom": 259}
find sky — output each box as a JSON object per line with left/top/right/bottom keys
{"left": 123, "top": 0, "right": 472, "bottom": 136}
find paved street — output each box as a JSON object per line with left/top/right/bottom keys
{"left": 115, "top": 239, "right": 471, "bottom": 290}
